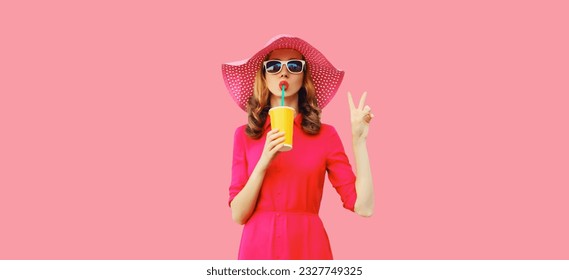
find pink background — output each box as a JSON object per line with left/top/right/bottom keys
{"left": 1, "top": 0, "right": 568, "bottom": 259}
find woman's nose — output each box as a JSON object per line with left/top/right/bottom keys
{"left": 280, "top": 66, "right": 289, "bottom": 77}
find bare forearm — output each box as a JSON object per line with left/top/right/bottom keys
{"left": 230, "top": 163, "right": 267, "bottom": 224}
{"left": 353, "top": 138, "right": 374, "bottom": 217}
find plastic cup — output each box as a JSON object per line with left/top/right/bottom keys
{"left": 268, "top": 106, "right": 295, "bottom": 152}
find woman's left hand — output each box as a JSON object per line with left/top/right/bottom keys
{"left": 348, "top": 91, "right": 374, "bottom": 141}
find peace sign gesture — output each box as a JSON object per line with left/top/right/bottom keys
{"left": 348, "top": 91, "right": 374, "bottom": 141}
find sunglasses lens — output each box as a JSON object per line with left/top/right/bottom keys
{"left": 287, "top": 61, "right": 304, "bottom": 73}
{"left": 265, "top": 61, "right": 282, "bottom": 73}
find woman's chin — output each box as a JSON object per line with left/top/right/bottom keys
{"left": 270, "top": 92, "right": 297, "bottom": 98}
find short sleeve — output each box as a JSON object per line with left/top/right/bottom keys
{"left": 326, "top": 126, "right": 357, "bottom": 211}
{"left": 228, "top": 126, "right": 249, "bottom": 207}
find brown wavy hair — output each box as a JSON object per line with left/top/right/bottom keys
{"left": 245, "top": 57, "right": 322, "bottom": 139}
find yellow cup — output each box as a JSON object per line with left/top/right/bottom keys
{"left": 268, "top": 106, "right": 295, "bottom": 152}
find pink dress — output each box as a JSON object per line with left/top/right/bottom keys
{"left": 228, "top": 113, "right": 357, "bottom": 260}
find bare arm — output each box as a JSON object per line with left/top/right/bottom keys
{"left": 353, "top": 138, "right": 374, "bottom": 217}
{"left": 348, "top": 92, "right": 375, "bottom": 217}
{"left": 230, "top": 129, "right": 285, "bottom": 224}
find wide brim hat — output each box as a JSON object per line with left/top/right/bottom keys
{"left": 222, "top": 34, "right": 344, "bottom": 112}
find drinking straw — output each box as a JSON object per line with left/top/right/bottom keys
{"left": 281, "top": 85, "right": 285, "bottom": 106}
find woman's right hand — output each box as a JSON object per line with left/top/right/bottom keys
{"left": 258, "top": 129, "right": 286, "bottom": 169}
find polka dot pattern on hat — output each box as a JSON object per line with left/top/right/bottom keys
{"left": 222, "top": 35, "right": 344, "bottom": 112}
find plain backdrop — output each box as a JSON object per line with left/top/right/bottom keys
{"left": 1, "top": 0, "right": 568, "bottom": 259}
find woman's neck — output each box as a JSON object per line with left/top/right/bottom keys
{"left": 270, "top": 94, "right": 299, "bottom": 114}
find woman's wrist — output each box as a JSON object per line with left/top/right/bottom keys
{"left": 352, "top": 135, "right": 367, "bottom": 146}
{"left": 255, "top": 158, "right": 269, "bottom": 173}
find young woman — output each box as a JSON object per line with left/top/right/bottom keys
{"left": 222, "top": 35, "right": 374, "bottom": 260}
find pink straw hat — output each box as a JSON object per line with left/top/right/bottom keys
{"left": 222, "top": 34, "right": 344, "bottom": 112}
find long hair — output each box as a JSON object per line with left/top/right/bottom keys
{"left": 245, "top": 59, "right": 321, "bottom": 139}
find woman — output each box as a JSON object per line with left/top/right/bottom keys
{"left": 222, "top": 34, "right": 374, "bottom": 260}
